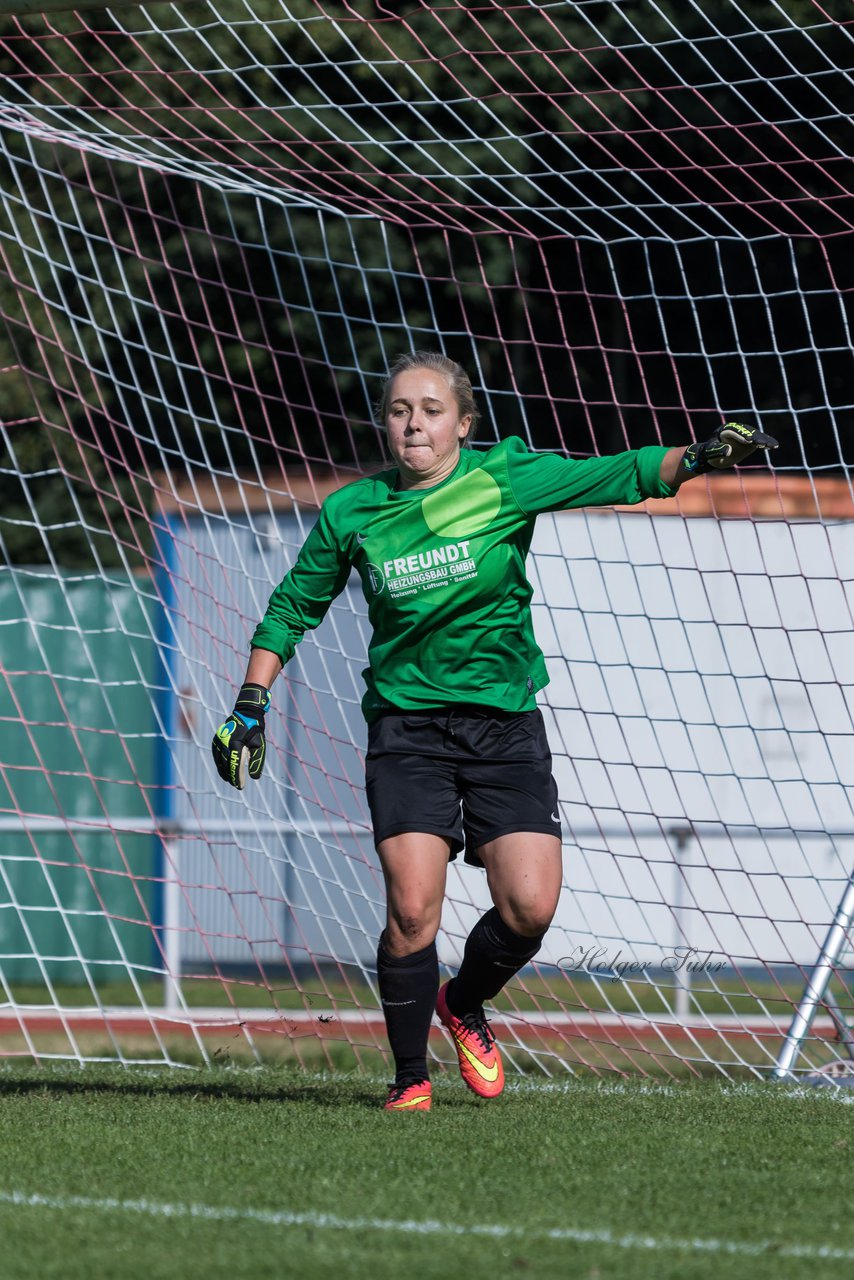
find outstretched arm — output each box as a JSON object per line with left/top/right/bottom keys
{"left": 662, "top": 422, "right": 779, "bottom": 489}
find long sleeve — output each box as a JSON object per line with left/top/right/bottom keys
{"left": 505, "top": 438, "right": 677, "bottom": 515}
{"left": 250, "top": 502, "right": 352, "bottom": 665}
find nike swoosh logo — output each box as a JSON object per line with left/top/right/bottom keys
{"left": 356, "top": 532, "right": 367, "bottom": 545}
{"left": 458, "top": 1041, "right": 499, "bottom": 1082}
{"left": 389, "top": 1093, "right": 430, "bottom": 1109}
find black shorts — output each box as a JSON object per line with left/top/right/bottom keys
{"left": 365, "top": 705, "right": 562, "bottom": 867}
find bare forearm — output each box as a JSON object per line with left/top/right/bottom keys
{"left": 244, "top": 647, "right": 283, "bottom": 690}
{"left": 660, "top": 445, "right": 692, "bottom": 488}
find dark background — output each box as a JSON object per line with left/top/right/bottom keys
{"left": 0, "top": 0, "right": 851, "bottom": 566}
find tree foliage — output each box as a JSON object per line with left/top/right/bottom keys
{"left": 0, "top": 0, "right": 850, "bottom": 563}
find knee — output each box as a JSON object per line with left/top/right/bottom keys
{"left": 385, "top": 903, "right": 440, "bottom": 955}
{"left": 502, "top": 904, "right": 556, "bottom": 938}
{"left": 392, "top": 910, "right": 431, "bottom": 942}
{"left": 495, "top": 889, "right": 559, "bottom": 939}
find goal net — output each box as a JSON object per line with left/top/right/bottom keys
{"left": 0, "top": 0, "right": 851, "bottom": 1081}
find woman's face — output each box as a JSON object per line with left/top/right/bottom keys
{"left": 385, "top": 367, "right": 472, "bottom": 489}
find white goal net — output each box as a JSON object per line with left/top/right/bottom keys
{"left": 0, "top": 0, "right": 852, "bottom": 1080}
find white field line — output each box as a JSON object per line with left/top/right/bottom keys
{"left": 0, "top": 1189, "right": 852, "bottom": 1261}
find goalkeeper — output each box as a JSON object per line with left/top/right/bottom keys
{"left": 212, "top": 351, "right": 777, "bottom": 1111}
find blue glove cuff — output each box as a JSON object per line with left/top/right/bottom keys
{"left": 233, "top": 710, "right": 260, "bottom": 731}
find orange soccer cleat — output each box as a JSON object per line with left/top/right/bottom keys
{"left": 436, "top": 981, "right": 505, "bottom": 1099}
{"left": 384, "top": 1079, "right": 433, "bottom": 1111}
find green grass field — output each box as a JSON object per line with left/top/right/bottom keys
{"left": 0, "top": 1063, "right": 851, "bottom": 1280}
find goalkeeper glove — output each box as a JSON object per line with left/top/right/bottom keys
{"left": 212, "top": 683, "right": 270, "bottom": 790}
{"left": 681, "top": 422, "right": 779, "bottom": 476}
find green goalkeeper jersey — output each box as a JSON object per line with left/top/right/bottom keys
{"left": 251, "top": 437, "right": 676, "bottom": 721}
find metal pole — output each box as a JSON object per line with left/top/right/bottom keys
{"left": 773, "top": 869, "right": 854, "bottom": 1080}
{"left": 153, "top": 513, "right": 179, "bottom": 1011}
{"left": 163, "top": 833, "right": 182, "bottom": 1014}
{"left": 671, "top": 826, "right": 693, "bottom": 1018}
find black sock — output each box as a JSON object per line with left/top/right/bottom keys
{"left": 447, "top": 907, "right": 545, "bottom": 1017}
{"left": 377, "top": 933, "right": 439, "bottom": 1084}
